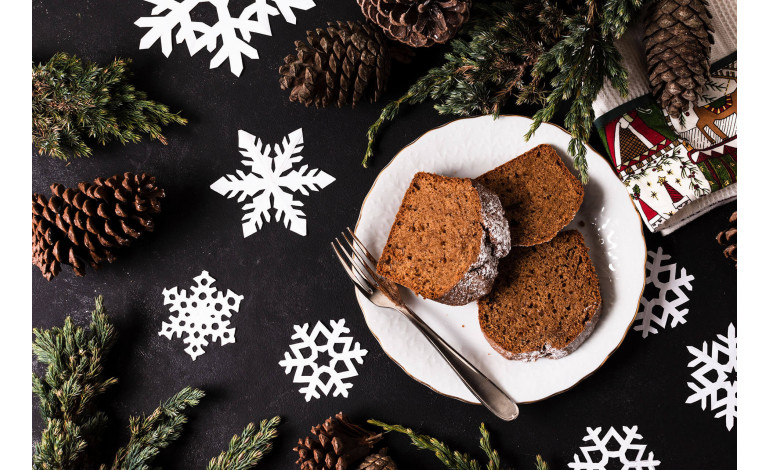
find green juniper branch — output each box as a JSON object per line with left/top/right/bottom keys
{"left": 206, "top": 417, "right": 281, "bottom": 470}
{"left": 365, "top": 0, "right": 645, "bottom": 183}
{"left": 106, "top": 386, "right": 205, "bottom": 470}
{"left": 32, "top": 52, "right": 187, "bottom": 160}
{"left": 369, "top": 419, "right": 547, "bottom": 470}
{"left": 33, "top": 298, "right": 279, "bottom": 470}
{"left": 32, "top": 296, "right": 117, "bottom": 470}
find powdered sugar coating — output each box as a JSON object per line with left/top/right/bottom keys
{"left": 437, "top": 182, "right": 511, "bottom": 305}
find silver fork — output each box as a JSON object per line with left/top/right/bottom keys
{"left": 333, "top": 227, "right": 520, "bottom": 421}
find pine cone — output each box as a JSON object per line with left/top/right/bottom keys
{"left": 358, "top": 448, "right": 398, "bottom": 470}
{"left": 644, "top": 0, "right": 713, "bottom": 118}
{"left": 294, "top": 412, "right": 383, "bottom": 470}
{"left": 279, "top": 21, "right": 391, "bottom": 108}
{"left": 715, "top": 211, "right": 737, "bottom": 266}
{"left": 32, "top": 172, "right": 164, "bottom": 280}
{"left": 357, "top": 0, "right": 471, "bottom": 47}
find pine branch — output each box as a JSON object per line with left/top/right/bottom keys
{"left": 526, "top": 0, "right": 643, "bottom": 183}
{"left": 32, "top": 296, "right": 117, "bottom": 470}
{"left": 369, "top": 419, "right": 547, "bottom": 470}
{"left": 32, "top": 52, "right": 187, "bottom": 160}
{"left": 363, "top": 1, "right": 563, "bottom": 168}
{"left": 365, "top": 0, "right": 645, "bottom": 182}
{"left": 206, "top": 417, "right": 281, "bottom": 470}
{"left": 107, "top": 386, "right": 205, "bottom": 470}
{"left": 479, "top": 423, "right": 501, "bottom": 470}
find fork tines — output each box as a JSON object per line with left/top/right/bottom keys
{"left": 332, "top": 227, "right": 379, "bottom": 295}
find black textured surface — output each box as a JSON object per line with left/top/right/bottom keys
{"left": 33, "top": 2, "right": 737, "bottom": 469}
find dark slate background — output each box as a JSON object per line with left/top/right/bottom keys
{"left": 32, "top": 1, "right": 737, "bottom": 468}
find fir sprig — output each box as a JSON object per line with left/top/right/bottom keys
{"left": 33, "top": 298, "right": 279, "bottom": 470}
{"left": 364, "top": 0, "right": 645, "bottom": 183}
{"left": 206, "top": 417, "right": 281, "bottom": 470}
{"left": 368, "top": 419, "right": 547, "bottom": 470}
{"left": 32, "top": 296, "right": 117, "bottom": 470}
{"left": 107, "top": 386, "right": 205, "bottom": 470}
{"left": 526, "top": 0, "right": 644, "bottom": 183}
{"left": 32, "top": 52, "right": 187, "bottom": 160}
{"left": 364, "top": 1, "right": 561, "bottom": 168}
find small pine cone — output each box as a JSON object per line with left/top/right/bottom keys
{"left": 32, "top": 172, "right": 164, "bottom": 280}
{"left": 357, "top": 0, "right": 471, "bottom": 48}
{"left": 279, "top": 21, "right": 391, "bottom": 109}
{"left": 358, "top": 449, "right": 398, "bottom": 470}
{"left": 644, "top": 0, "right": 714, "bottom": 118}
{"left": 294, "top": 412, "right": 383, "bottom": 470}
{"left": 715, "top": 210, "right": 737, "bottom": 266}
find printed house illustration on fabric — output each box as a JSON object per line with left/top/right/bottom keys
{"left": 599, "top": 60, "right": 737, "bottom": 231}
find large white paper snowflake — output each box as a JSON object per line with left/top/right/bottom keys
{"left": 211, "top": 128, "right": 334, "bottom": 237}
{"left": 135, "top": 0, "right": 316, "bottom": 76}
{"left": 159, "top": 270, "right": 243, "bottom": 360}
{"left": 686, "top": 323, "right": 737, "bottom": 430}
{"left": 569, "top": 426, "right": 661, "bottom": 470}
{"left": 279, "top": 319, "right": 368, "bottom": 401}
{"left": 634, "top": 247, "right": 694, "bottom": 338}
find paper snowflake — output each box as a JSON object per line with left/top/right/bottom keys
{"left": 135, "top": 0, "right": 316, "bottom": 76}
{"left": 211, "top": 128, "right": 334, "bottom": 237}
{"left": 159, "top": 270, "right": 243, "bottom": 360}
{"left": 634, "top": 247, "right": 694, "bottom": 338}
{"left": 569, "top": 426, "right": 661, "bottom": 470}
{"left": 279, "top": 319, "right": 368, "bottom": 401}
{"left": 686, "top": 323, "right": 737, "bottom": 430}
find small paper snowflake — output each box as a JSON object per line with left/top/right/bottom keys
{"left": 279, "top": 319, "right": 368, "bottom": 401}
{"left": 634, "top": 247, "right": 694, "bottom": 338}
{"left": 135, "top": 0, "right": 316, "bottom": 76}
{"left": 159, "top": 270, "right": 243, "bottom": 360}
{"left": 211, "top": 128, "right": 334, "bottom": 237}
{"left": 686, "top": 323, "right": 737, "bottom": 430}
{"left": 569, "top": 426, "right": 661, "bottom": 470}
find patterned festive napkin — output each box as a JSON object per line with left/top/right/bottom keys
{"left": 592, "top": 0, "right": 737, "bottom": 234}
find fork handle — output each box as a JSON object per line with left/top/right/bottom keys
{"left": 396, "top": 305, "right": 520, "bottom": 421}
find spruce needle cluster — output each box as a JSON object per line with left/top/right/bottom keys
{"left": 368, "top": 419, "right": 549, "bottom": 470}
{"left": 32, "top": 52, "right": 187, "bottom": 160}
{"left": 32, "top": 297, "right": 279, "bottom": 470}
{"left": 364, "top": 0, "right": 645, "bottom": 183}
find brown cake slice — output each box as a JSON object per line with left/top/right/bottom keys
{"left": 475, "top": 144, "right": 584, "bottom": 246}
{"left": 376, "top": 172, "right": 511, "bottom": 306}
{"left": 478, "top": 230, "right": 601, "bottom": 361}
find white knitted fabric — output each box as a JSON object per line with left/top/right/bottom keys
{"left": 593, "top": 0, "right": 737, "bottom": 235}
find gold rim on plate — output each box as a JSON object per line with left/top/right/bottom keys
{"left": 353, "top": 115, "right": 647, "bottom": 405}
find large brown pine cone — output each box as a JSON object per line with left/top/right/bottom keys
{"left": 32, "top": 172, "right": 164, "bottom": 280}
{"left": 357, "top": 0, "right": 471, "bottom": 47}
{"left": 715, "top": 211, "right": 737, "bottom": 266}
{"left": 644, "top": 0, "right": 713, "bottom": 118}
{"left": 279, "top": 21, "right": 391, "bottom": 109}
{"left": 294, "top": 413, "right": 383, "bottom": 470}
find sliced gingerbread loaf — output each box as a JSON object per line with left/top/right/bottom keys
{"left": 478, "top": 230, "right": 601, "bottom": 361}
{"left": 376, "top": 172, "right": 511, "bottom": 306}
{"left": 475, "top": 144, "right": 584, "bottom": 246}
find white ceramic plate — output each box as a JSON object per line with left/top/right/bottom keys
{"left": 354, "top": 115, "right": 646, "bottom": 404}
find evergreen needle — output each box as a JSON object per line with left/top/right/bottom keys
{"left": 33, "top": 298, "right": 280, "bottom": 470}
{"left": 369, "top": 419, "right": 549, "bottom": 470}
{"left": 32, "top": 52, "right": 187, "bottom": 160}
{"left": 206, "top": 416, "right": 281, "bottom": 470}
{"left": 364, "top": 0, "right": 645, "bottom": 183}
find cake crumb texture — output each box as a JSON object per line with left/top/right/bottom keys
{"left": 478, "top": 230, "right": 601, "bottom": 361}
{"left": 476, "top": 144, "right": 584, "bottom": 246}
